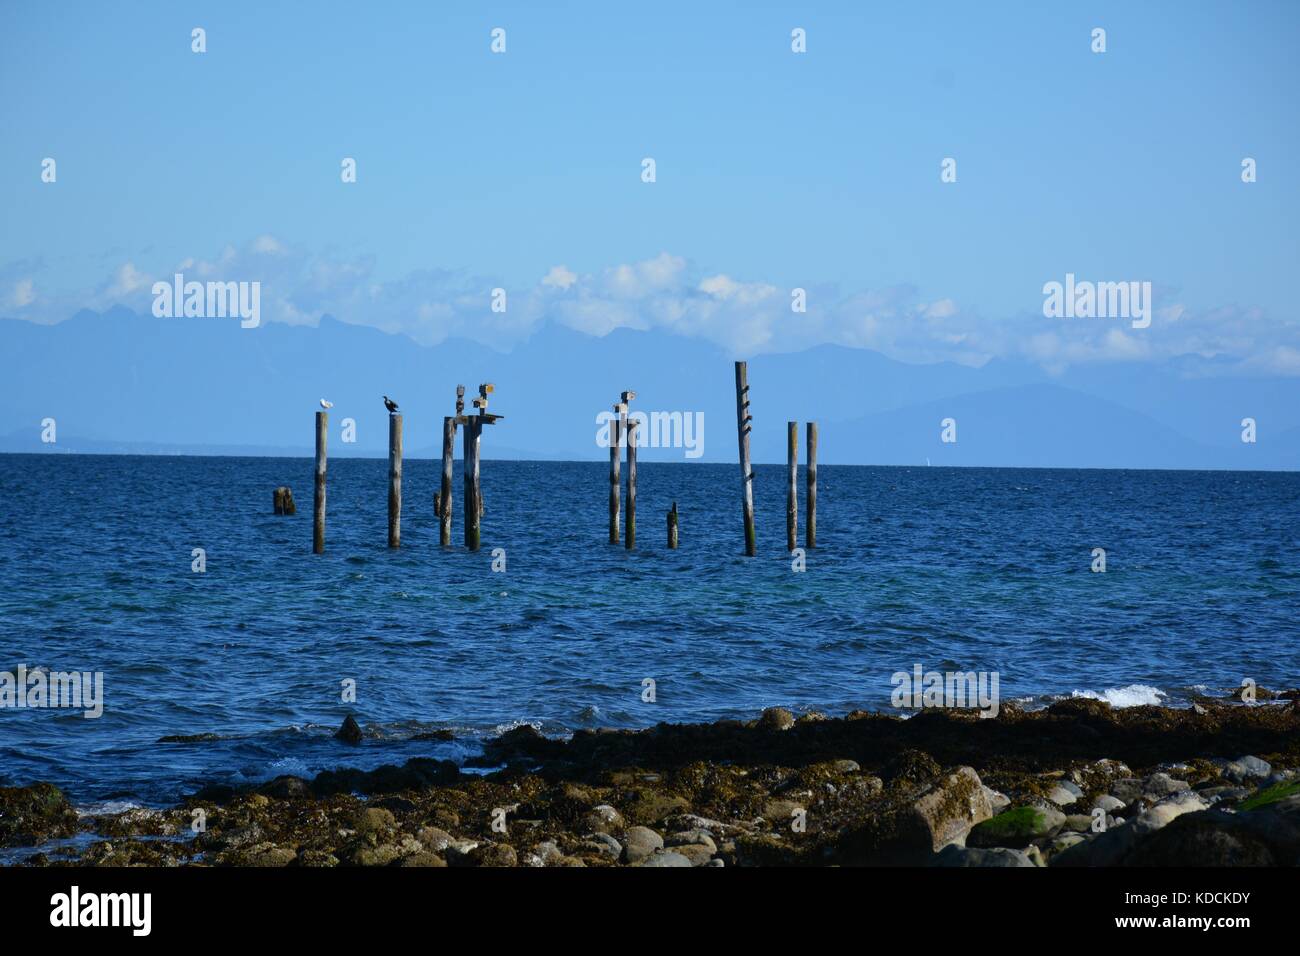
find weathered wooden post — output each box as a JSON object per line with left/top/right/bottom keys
{"left": 735, "top": 361, "right": 756, "bottom": 557}
{"left": 787, "top": 421, "right": 798, "bottom": 552}
{"left": 388, "top": 413, "right": 402, "bottom": 548}
{"left": 274, "top": 486, "right": 296, "bottom": 515}
{"left": 806, "top": 421, "right": 818, "bottom": 549}
{"left": 464, "top": 418, "right": 481, "bottom": 550}
{"left": 625, "top": 416, "right": 638, "bottom": 550}
{"left": 440, "top": 415, "right": 455, "bottom": 546}
{"left": 667, "top": 501, "right": 678, "bottom": 549}
{"left": 609, "top": 403, "right": 623, "bottom": 544}
{"left": 313, "top": 411, "right": 327, "bottom": 553}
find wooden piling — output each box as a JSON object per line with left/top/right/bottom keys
{"left": 625, "top": 416, "right": 637, "bottom": 550}
{"left": 440, "top": 416, "right": 455, "bottom": 546}
{"left": 273, "top": 485, "right": 296, "bottom": 515}
{"left": 806, "top": 421, "right": 818, "bottom": 549}
{"left": 313, "top": 411, "right": 327, "bottom": 553}
{"left": 787, "top": 421, "right": 798, "bottom": 552}
{"left": 667, "top": 501, "right": 678, "bottom": 549}
{"left": 464, "top": 418, "right": 482, "bottom": 550}
{"left": 388, "top": 413, "right": 402, "bottom": 548}
{"left": 735, "top": 361, "right": 756, "bottom": 557}
{"left": 609, "top": 408, "right": 621, "bottom": 544}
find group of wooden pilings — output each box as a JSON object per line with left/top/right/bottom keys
{"left": 311, "top": 387, "right": 499, "bottom": 554}
{"left": 735, "top": 361, "right": 816, "bottom": 556}
{"left": 607, "top": 391, "right": 680, "bottom": 551}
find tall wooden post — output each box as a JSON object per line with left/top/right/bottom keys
{"left": 735, "top": 361, "right": 756, "bottom": 557}
{"left": 388, "top": 413, "right": 402, "bottom": 548}
{"left": 625, "top": 417, "right": 637, "bottom": 550}
{"left": 787, "top": 421, "right": 798, "bottom": 552}
{"left": 806, "top": 421, "right": 818, "bottom": 549}
{"left": 440, "top": 416, "right": 455, "bottom": 546}
{"left": 667, "top": 501, "right": 678, "bottom": 549}
{"left": 464, "top": 418, "right": 482, "bottom": 550}
{"left": 313, "top": 411, "right": 327, "bottom": 554}
{"left": 609, "top": 408, "right": 621, "bottom": 544}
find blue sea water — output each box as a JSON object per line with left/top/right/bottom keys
{"left": 0, "top": 453, "right": 1297, "bottom": 808}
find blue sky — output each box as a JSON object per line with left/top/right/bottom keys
{"left": 2, "top": 0, "right": 1298, "bottom": 371}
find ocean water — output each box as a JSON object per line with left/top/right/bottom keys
{"left": 0, "top": 453, "right": 1297, "bottom": 807}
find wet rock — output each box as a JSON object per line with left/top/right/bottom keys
{"left": 1123, "top": 811, "right": 1276, "bottom": 866}
{"left": 583, "top": 804, "right": 624, "bottom": 834}
{"left": 335, "top": 715, "right": 364, "bottom": 745}
{"left": 258, "top": 775, "right": 312, "bottom": 800}
{"left": 219, "top": 842, "right": 297, "bottom": 867}
{"left": 443, "top": 839, "right": 480, "bottom": 865}
{"left": 670, "top": 843, "right": 716, "bottom": 866}
{"left": 344, "top": 843, "right": 402, "bottom": 867}
{"left": 622, "top": 789, "right": 689, "bottom": 825}
{"left": 932, "top": 845, "right": 1037, "bottom": 867}
{"left": 295, "top": 849, "right": 339, "bottom": 867}
{"left": 158, "top": 733, "right": 221, "bottom": 743}
{"left": 1062, "top": 814, "right": 1094, "bottom": 833}
{"left": 399, "top": 851, "right": 447, "bottom": 867}
{"left": 968, "top": 805, "right": 1065, "bottom": 848}
{"left": 415, "top": 826, "right": 455, "bottom": 852}
{"left": 354, "top": 807, "right": 396, "bottom": 835}
{"left": 468, "top": 843, "right": 517, "bottom": 867}
{"left": 1223, "top": 756, "right": 1272, "bottom": 784}
{"left": 0, "top": 783, "right": 78, "bottom": 847}
{"left": 758, "top": 707, "right": 796, "bottom": 731}
{"left": 666, "top": 829, "right": 717, "bottom": 852}
{"left": 897, "top": 766, "right": 992, "bottom": 855}
{"left": 621, "top": 825, "right": 664, "bottom": 864}
{"left": 832, "top": 759, "right": 861, "bottom": 773}
{"left": 580, "top": 832, "right": 622, "bottom": 859}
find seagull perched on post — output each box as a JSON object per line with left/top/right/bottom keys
{"left": 319, "top": 399, "right": 333, "bottom": 409}
{"left": 383, "top": 395, "right": 399, "bottom": 414}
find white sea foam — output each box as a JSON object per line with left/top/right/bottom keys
{"left": 1070, "top": 684, "right": 1167, "bottom": 708}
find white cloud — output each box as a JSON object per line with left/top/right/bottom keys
{"left": 4, "top": 240, "right": 1297, "bottom": 375}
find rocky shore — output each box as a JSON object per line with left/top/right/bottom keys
{"left": 4, "top": 691, "right": 1299, "bottom": 867}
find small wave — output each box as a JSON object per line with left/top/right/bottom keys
{"left": 1070, "top": 683, "right": 1166, "bottom": 708}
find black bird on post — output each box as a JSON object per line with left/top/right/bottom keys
{"left": 383, "top": 395, "right": 399, "bottom": 414}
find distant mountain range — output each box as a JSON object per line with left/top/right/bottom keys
{"left": 2, "top": 307, "right": 1297, "bottom": 469}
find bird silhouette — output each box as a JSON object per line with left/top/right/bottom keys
{"left": 320, "top": 399, "right": 333, "bottom": 409}
{"left": 383, "top": 395, "right": 399, "bottom": 414}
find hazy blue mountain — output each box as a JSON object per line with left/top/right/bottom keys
{"left": 1, "top": 307, "right": 1296, "bottom": 469}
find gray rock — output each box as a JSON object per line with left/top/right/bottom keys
{"left": 334, "top": 714, "right": 364, "bottom": 745}
{"left": 621, "top": 825, "right": 664, "bottom": 864}
{"left": 1109, "top": 778, "right": 1144, "bottom": 803}
{"left": 832, "top": 759, "right": 861, "bottom": 773}
{"left": 932, "top": 845, "right": 1037, "bottom": 867}
{"left": 580, "top": 832, "right": 622, "bottom": 858}
{"left": 637, "top": 849, "right": 692, "bottom": 867}
{"left": 1093, "top": 794, "right": 1125, "bottom": 813}
{"left": 1223, "top": 755, "right": 1272, "bottom": 784}
{"left": 983, "top": 786, "right": 1011, "bottom": 814}
{"left": 1142, "top": 773, "right": 1191, "bottom": 799}
{"left": 1047, "top": 780, "right": 1083, "bottom": 807}
{"left": 1062, "top": 814, "right": 1094, "bottom": 833}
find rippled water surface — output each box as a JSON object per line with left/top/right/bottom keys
{"left": 1, "top": 454, "right": 1297, "bottom": 805}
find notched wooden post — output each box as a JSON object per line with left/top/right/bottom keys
{"left": 667, "top": 501, "right": 678, "bottom": 549}
{"left": 440, "top": 413, "right": 455, "bottom": 547}
{"left": 735, "top": 361, "right": 756, "bottom": 557}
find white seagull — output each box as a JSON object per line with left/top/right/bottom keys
{"left": 320, "top": 399, "right": 334, "bottom": 409}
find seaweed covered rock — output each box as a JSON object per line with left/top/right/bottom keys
{"left": 0, "top": 782, "right": 78, "bottom": 847}
{"left": 968, "top": 805, "right": 1066, "bottom": 848}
